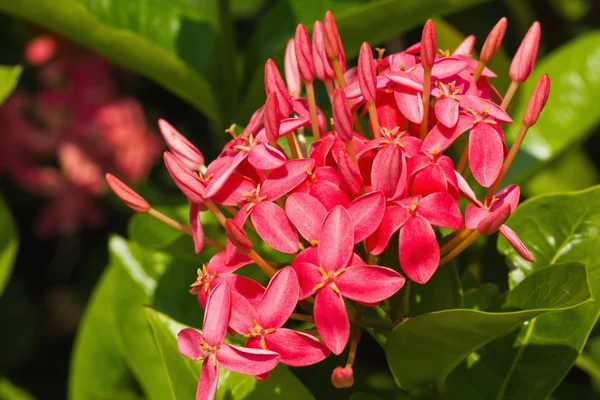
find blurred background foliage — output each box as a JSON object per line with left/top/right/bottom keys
{"left": 0, "top": 0, "right": 600, "bottom": 399}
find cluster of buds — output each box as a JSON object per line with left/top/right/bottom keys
{"left": 108, "top": 11, "right": 549, "bottom": 400}
{"left": 0, "top": 33, "right": 160, "bottom": 236}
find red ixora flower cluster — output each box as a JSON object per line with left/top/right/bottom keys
{"left": 108, "top": 12, "right": 550, "bottom": 400}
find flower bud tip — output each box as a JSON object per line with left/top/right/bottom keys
{"left": 523, "top": 74, "right": 550, "bottom": 127}
{"left": 331, "top": 367, "right": 354, "bottom": 388}
{"left": 105, "top": 173, "right": 150, "bottom": 213}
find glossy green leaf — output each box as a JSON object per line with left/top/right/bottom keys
{"left": 477, "top": 185, "right": 600, "bottom": 399}
{"left": 146, "top": 308, "right": 316, "bottom": 400}
{"left": 69, "top": 266, "right": 143, "bottom": 400}
{"left": 505, "top": 31, "right": 600, "bottom": 184}
{"left": 463, "top": 283, "right": 501, "bottom": 311}
{"left": 0, "top": 377, "right": 34, "bottom": 400}
{"left": 385, "top": 262, "right": 592, "bottom": 391}
{"left": 240, "top": 0, "right": 490, "bottom": 119}
{"left": 523, "top": 147, "right": 599, "bottom": 197}
{"left": 0, "top": 65, "right": 22, "bottom": 106}
{"left": 0, "top": 194, "right": 18, "bottom": 298}
{"left": 0, "top": 0, "right": 222, "bottom": 126}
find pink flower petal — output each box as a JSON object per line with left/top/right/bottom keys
{"left": 262, "top": 159, "right": 315, "bottom": 200}
{"left": 465, "top": 204, "right": 490, "bottom": 230}
{"left": 228, "top": 290, "right": 257, "bottom": 335}
{"left": 190, "top": 202, "right": 204, "bottom": 254}
{"left": 285, "top": 193, "right": 327, "bottom": 242}
{"left": 371, "top": 145, "right": 403, "bottom": 199}
{"left": 247, "top": 143, "right": 287, "bottom": 170}
{"left": 310, "top": 180, "right": 351, "bottom": 210}
{"left": 314, "top": 286, "right": 350, "bottom": 355}
{"left": 494, "top": 184, "right": 521, "bottom": 212}
{"left": 203, "top": 283, "right": 231, "bottom": 346}
{"left": 347, "top": 191, "right": 385, "bottom": 243}
{"left": 251, "top": 201, "right": 298, "bottom": 253}
{"left": 499, "top": 225, "right": 534, "bottom": 262}
{"left": 204, "top": 152, "right": 246, "bottom": 199}
{"left": 478, "top": 203, "right": 511, "bottom": 234}
{"left": 366, "top": 205, "right": 409, "bottom": 255}
{"left": 216, "top": 344, "right": 279, "bottom": 376}
{"left": 336, "top": 265, "right": 405, "bottom": 303}
{"left": 394, "top": 88, "right": 423, "bottom": 124}
{"left": 418, "top": 192, "right": 464, "bottom": 229}
{"left": 455, "top": 172, "right": 480, "bottom": 205}
{"left": 258, "top": 267, "right": 299, "bottom": 329}
{"left": 291, "top": 261, "right": 322, "bottom": 299}
{"left": 460, "top": 95, "right": 512, "bottom": 123}
{"left": 177, "top": 328, "right": 205, "bottom": 360}
{"left": 435, "top": 97, "right": 459, "bottom": 128}
{"left": 210, "top": 173, "right": 256, "bottom": 206}
{"left": 318, "top": 206, "right": 354, "bottom": 271}
{"left": 399, "top": 215, "right": 439, "bottom": 284}
{"left": 469, "top": 123, "right": 504, "bottom": 188}
{"left": 421, "top": 114, "right": 473, "bottom": 153}
{"left": 197, "top": 359, "right": 219, "bottom": 400}
{"left": 411, "top": 164, "right": 447, "bottom": 197}
{"left": 264, "top": 329, "right": 330, "bottom": 366}
{"left": 431, "top": 57, "right": 469, "bottom": 79}
{"left": 218, "top": 274, "right": 265, "bottom": 310}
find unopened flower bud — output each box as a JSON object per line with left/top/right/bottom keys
{"left": 480, "top": 17, "right": 507, "bottom": 64}
{"left": 105, "top": 173, "right": 150, "bottom": 213}
{"left": 523, "top": 74, "right": 550, "bottom": 127}
{"left": 358, "top": 42, "right": 377, "bottom": 103}
{"left": 225, "top": 219, "right": 252, "bottom": 254}
{"left": 264, "top": 92, "right": 281, "bottom": 143}
{"left": 421, "top": 19, "right": 437, "bottom": 70}
{"left": 324, "top": 11, "right": 341, "bottom": 61}
{"left": 265, "top": 59, "right": 293, "bottom": 116}
{"left": 337, "top": 150, "right": 363, "bottom": 197}
{"left": 312, "top": 21, "right": 335, "bottom": 80}
{"left": 25, "top": 35, "right": 57, "bottom": 66}
{"left": 332, "top": 88, "right": 353, "bottom": 142}
{"left": 509, "top": 21, "right": 541, "bottom": 83}
{"left": 295, "top": 24, "right": 314, "bottom": 83}
{"left": 284, "top": 39, "right": 302, "bottom": 97}
{"left": 331, "top": 367, "right": 354, "bottom": 388}
{"left": 158, "top": 119, "right": 204, "bottom": 171}
{"left": 163, "top": 152, "right": 205, "bottom": 204}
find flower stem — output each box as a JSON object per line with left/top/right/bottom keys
{"left": 248, "top": 249, "right": 278, "bottom": 277}
{"left": 439, "top": 230, "right": 480, "bottom": 266}
{"left": 367, "top": 101, "right": 381, "bottom": 138}
{"left": 440, "top": 228, "right": 472, "bottom": 256}
{"left": 485, "top": 124, "right": 530, "bottom": 197}
{"left": 472, "top": 60, "right": 486, "bottom": 82}
{"left": 455, "top": 142, "right": 469, "bottom": 174}
{"left": 324, "top": 79, "right": 335, "bottom": 104}
{"left": 305, "top": 81, "right": 321, "bottom": 140}
{"left": 420, "top": 68, "right": 432, "bottom": 139}
{"left": 344, "top": 140, "right": 359, "bottom": 169}
{"left": 147, "top": 208, "right": 225, "bottom": 249}
{"left": 285, "top": 132, "right": 300, "bottom": 159}
{"left": 575, "top": 354, "right": 600, "bottom": 383}
{"left": 289, "top": 312, "right": 314, "bottom": 322}
{"left": 346, "top": 330, "right": 360, "bottom": 368}
{"left": 501, "top": 80, "right": 519, "bottom": 110}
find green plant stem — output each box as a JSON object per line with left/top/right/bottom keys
{"left": 575, "top": 353, "right": 600, "bottom": 383}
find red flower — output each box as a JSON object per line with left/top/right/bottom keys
{"left": 293, "top": 206, "right": 405, "bottom": 354}
{"left": 178, "top": 283, "right": 279, "bottom": 400}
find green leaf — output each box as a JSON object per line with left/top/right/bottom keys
{"left": 0, "top": 65, "right": 22, "bottom": 106}
{"left": 385, "top": 262, "right": 592, "bottom": 391}
{"left": 0, "top": 193, "right": 18, "bottom": 298}
{"left": 0, "top": 377, "right": 34, "bottom": 400}
{"left": 240, "top": 0, "right": 490, "bottom": 120}
{"left": 463, "top": 283, "right": 501, "bottom": 311}
{"left": 69, "top": 265, "right": 143, "bottom": 400}
{"left": 146, "top": 308, "right": 316, "bottom": 400}
{"left": 505, "top": 31, "right": 600, "bottom": 184}
{"left": 0, "top": 0, "right": 222, "bottom": 126}
{"left": 523, "top": 147, "right": 599, "bottom": 197}
{"left": 477, "top": 185, "right": 600, "bottom": 399}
